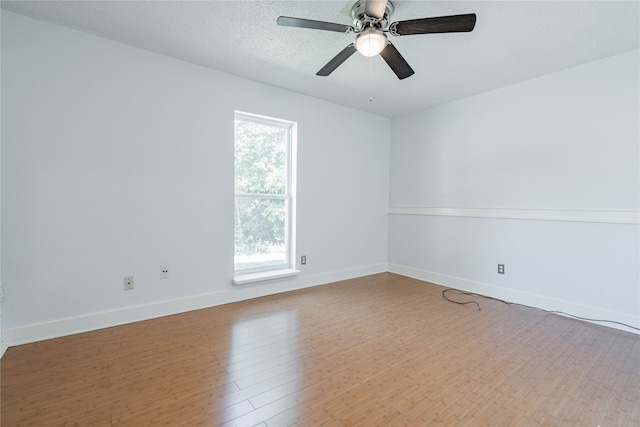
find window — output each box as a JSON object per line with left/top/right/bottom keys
{"left": 233, "top": 112, "right": 297, "bottom": 283}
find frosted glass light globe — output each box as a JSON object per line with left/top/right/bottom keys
{"left": 355, "top": 28, "right": 387, "bottom": 57}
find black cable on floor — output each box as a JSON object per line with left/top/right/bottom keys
{"left": 442, "top": 288, "right": 640, "bottom": 332}
{"left": 442, "top": 289, "right": 481, "bottom": 310}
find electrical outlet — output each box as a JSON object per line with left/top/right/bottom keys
{"left": 124, "top": 276, "right": 135, "bottom": 291}
{"left": 0, "top": 286, "right": 4, "bottom": 302}
{"left": 498, "top": 264, "right": 505, "bottom": 274}
{"left": 161, "top": 267, "right": 169, "bottom": 279}
{"left": 301, "top": 255, "right": 306, "bottom": 265}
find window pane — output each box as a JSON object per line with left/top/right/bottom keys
{"left": 234, "top": 196, "right": 286, "bottom": 270}
{"left": 234, "top": 120, "right": 287, "bottom": 195}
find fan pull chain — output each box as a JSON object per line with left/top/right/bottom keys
{"left": 369, "top": 54, "right": 374, "bottom": 102}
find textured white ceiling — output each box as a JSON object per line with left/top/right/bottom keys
{"left": 2, "top": 1, "right": 639, "bottom": 117}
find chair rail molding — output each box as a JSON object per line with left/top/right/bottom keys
{"left": 388, "top": 207, "right": 640, "bottom": 225}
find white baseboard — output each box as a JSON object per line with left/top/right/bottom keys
{"left": 6, "top": 261, "right": 635, "bottom": 350}
{"left": 3, "top": 263, "right": 388, "bottom": 348}
{"left": 388, "top": 263, "right": 640, "bottom": 335}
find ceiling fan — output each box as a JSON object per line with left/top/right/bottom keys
{"left": 277, "top": 0, "right": 476, "bottom": 80}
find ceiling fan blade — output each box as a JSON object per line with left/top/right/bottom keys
{"left": 277, "top": 16, "right": 354, "bottom": 33}
{"left": 379, "top": 42, "right": 415, "bottom": 80}
{"left": 389, "top": 13, "right": 476, "bottom": 36}
{"left": 365, "top": 0, "right": 388, "bottom": 19}
{"left": 317, "top": 44, "right": 357, "bottom": 76}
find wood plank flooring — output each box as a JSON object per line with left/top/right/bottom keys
{"left": 2, "top": 273, "right": 639, "bottom": 426}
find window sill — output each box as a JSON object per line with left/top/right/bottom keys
{"left": 233, "top": 268, "right": 301, "bottom": 286}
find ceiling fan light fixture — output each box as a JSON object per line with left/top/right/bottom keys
{"left": 277, "top": 2, "right": 476, "bottom": 79}
{"left": 354, "top": 28, "right": 387, "bottom": 57}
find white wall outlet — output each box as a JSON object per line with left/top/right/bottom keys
{"left": 0, "top": 286, "right": 4, "bottom": 302}
{"left": 124, "top": 276, "right": 134, "bottom": 291}
{"left": 160, "top": 267, "right": 169, "bottom": 279}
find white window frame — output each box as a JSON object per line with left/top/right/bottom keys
{"left": 233, "top": 111, "right": 298, "bottom": 285}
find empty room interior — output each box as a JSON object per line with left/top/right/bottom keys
{"left": 1, "top": 1, "right": 639, "bottom": 426}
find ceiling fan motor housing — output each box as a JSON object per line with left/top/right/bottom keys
{"left": 351, "top": 0, "right": 394, "bottom": 32}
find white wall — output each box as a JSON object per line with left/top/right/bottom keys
{"left": 1, "top": 11, "right": 390, "bottom": 346}
{"left": 388, "top": 49, "right": 640, "bottom": 332}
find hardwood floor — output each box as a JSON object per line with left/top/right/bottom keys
{"left": 2, "top": 273, "right": 639, "bottom": 426}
